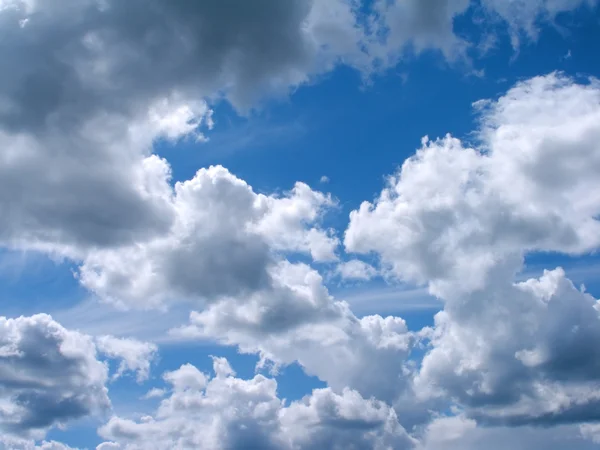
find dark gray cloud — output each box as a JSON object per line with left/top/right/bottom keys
{"left": 0, "top": 314, "right": 109, "bottom": 437}
{"left": 0, "top": 0, "right": 363, "bottom": 256}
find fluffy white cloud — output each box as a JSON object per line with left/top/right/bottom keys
{"left": 98, "top": 358, "right": 416, "bottom": 450}
{"left": 0, "top": 314, "right": 110, "bottom": 438}
{"left": 172, "top": 262, "right": 416, "bottom": 403}
{"left": 79, "top": 166, "right": 337, "bottom": 309}
{"left": 336, "top": 259, "right": 378, "bottom": 281}
{"left": 0, "top": 437, "right": 80, "bottom": 450}
{"left": 346, "top": 73, "right": 600, "bottom": 426}
{"left": 96, "top": 336, "right": 158, "bottom": 383}
{"left": 346, "top": 73, "right": 600, "bottom": 299}
{"left": 416, "top": 268, "right": 600, "bottom": 425}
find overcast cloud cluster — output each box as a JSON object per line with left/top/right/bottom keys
{"left": 1, "top": 0, "right": 600, "bottom": 448}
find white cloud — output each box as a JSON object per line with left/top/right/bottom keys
{"left": 580, "top": 423, "right": 600, "bottom": 443}
{"left": 0, "top": 314, "right": 110, "bottom": 438}
{"left": 479, "top": 0, "right": 598, "bottom": 48}
{"left": 416, "top": 268, "right": 600, "bottom": 425}
{"left": 141, "top": 389, "right": 166, "bottom": 401}
{"left": 0, "top": 437, "right": 80, "bottom": 450}
{"left": 171, "top": 262, "right": 416, "bottom": 403}
{"left": 418, "top": 415, "right": 598, "bottom": 450}
{"left": 371, "top": 0, "right": 598, "bottom": 63}
{"left": 336, "top": 259, "right": 378, "bottom": 281}
{"left": 372, "top": 0, "right": 471, "bottom": 61}
{"left": 345, "top": 73, "right": 600, "bottom": 426}
{"left": 98, "top": 357, "right": 416, "bottom": 450}
{"left": 96, "top": 336, "right": 158, "bottom": 383}
{"left": 346, "top": 73, "right": 600, "bottom": 300}
{"left": 79, "top": 167, "right": 338, "bottom": 309}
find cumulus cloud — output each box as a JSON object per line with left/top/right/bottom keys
{"left": 172, "top": 261, "right": 416, "bottom": 403}
{"left": 79, "top": 166, "right": 338, "bottom": 309}
{"left": 336, "top": 259, "right": 378, "bottom": 281}
{"left": 346, "top": 72, "right": 600, "bottom": 426}
{"left": 0, "top": 314, "right": 109, "bottom": 438}
{"left": 346, "top": 73, "right": 600, "bottom": 299}
{"left": 96, "top": 336, "right": 158, "bottom": 383}
{"left": 417, "top": 415, "right": 599, "bottom": 450}
{"left": 98, "top": 357, "right": 416, "bottom": 450}
{"left": 0, "top": 437, "right": 80, "bottom": 450}
{"left": 1, "top": 0, "right": 599, "bottom": 446}
{"left": 416, "top": 268, "right": 600, "bottom": 425}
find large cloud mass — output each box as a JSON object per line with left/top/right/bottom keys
{"left": 98, "top": 357, "right": 417, "bottom": 450}
{"left": 346, "top": 73, "right": 600, "bottom": 426}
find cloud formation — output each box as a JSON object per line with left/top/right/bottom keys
{"left": 0, "top": 314, "right": 109, "bottom": 438}
{"left": 98, "top": 357, "right": 416, "bottom": 450}
{"left": 346, "top": 73, "right": 600, "bottom": 425}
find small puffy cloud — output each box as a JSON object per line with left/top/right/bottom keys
{"left": 372, "top": 0, "right": 471, "bottom": 61}
{"left": 0, "top": 314, "right": 110, "bottom": 438}
{"left": 336, "top": 259, "right": 378, "bottom": 281}
{"left": 141, "top": 389, "right": 166, "bottom": 400}
{"left": 319, "top": 175, "right": 330, "bottom": 184}
{"left": 98, "top": 358, "right": 416, "bottom": 450}
{"left": 162, "top": 364, "right": 208, "bottom": 392}
{"left": 96, "top": 335, "right": 158, "bottom": 383}
{"left": 580, "top": 423, "right": 600, "bottom": 443}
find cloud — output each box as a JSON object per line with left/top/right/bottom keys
{"left": 370, "top": 0, "right": 598, "bottom": 65}
{"left": 580, "top": 423, "right": 600, "bottom": 443}
{"left": 98, "top": 357, "right": 416, "bottom": 450}
{"left": 372, "top": 0, "right": 471, "bottom": 61}
{"left": 345, "top": 73, "right": 600, "bottom": 425}
{"left": 335, "top": 259, "right": 378, "bottom": 281}
{"left": 79, "top": 166, "right": 338, "bottom": 309}
{"left": 415, "top": 268, "right": 600, "bottom": 426}
{"left": 0, "top": 437, "right": 81, "bottom": 450}
{"left": 0, "top": 314, "right": 110, "bottom": 438}
{"left": 479, "top": 0, "right": 598, "bottom": 48}
{"left": 172, "top": 261, "right": 417, "bottom": 403}
{"left": 0, "top": 0, "right": 364, "bottom": 262}
{"left": 417, "top": 415, "right": 599, "bottom": 450}
{"left": 96, "top": 336, "right": 158, "bottom": 383}
{"left": 346, "top": 73, "right": 600, "bottom": 300}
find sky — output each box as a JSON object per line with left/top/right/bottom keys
{"left": 1, "top": 0, "right": 600, "bottom": 449}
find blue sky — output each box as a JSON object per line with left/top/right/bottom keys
{"left": 2, "top": 1, "right": 600, "bottom": 449}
